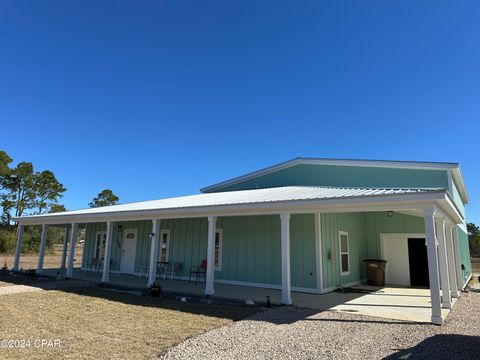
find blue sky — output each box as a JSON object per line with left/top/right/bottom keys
{"left": 0, "top": 1, "right": 478, "bottom": 223}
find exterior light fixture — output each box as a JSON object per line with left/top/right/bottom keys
{"left": 388, "top": 211, "right": 393, "bottom": 217}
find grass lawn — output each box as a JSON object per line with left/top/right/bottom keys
{"left": 0, "top": 280, "right": 255, "bottom": 360}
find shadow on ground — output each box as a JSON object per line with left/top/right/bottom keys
{"left": 0, "top": 273, "right": 255, "bottom": 321}
{"left": 385, "top": 334, "right": 480, "bottom": 359}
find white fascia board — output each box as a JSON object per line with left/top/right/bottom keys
{"left": 450, "top": 167, "right": 469, "bottom": 204}
{"left": 14, "top": 190, "right": 451, "bottom": 226}
{"left": 200, "top": 157, "right": 461, "bottom": 193}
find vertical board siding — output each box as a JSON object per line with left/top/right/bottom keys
{"left": 457, "top": 227, "right": 472, "bottom": 285}
{"left": 207, "top": 164, "right": 450, "bottom": 193}
{"left": 364, "top": 212, "right": 425, "bottom": 259}
{"left": 216, "top": 215, "right": 282, "bottom": 286}
{"left": 84, "top": 221, "right": 152, "bottom": 273}
{"left": 321, "top": 212, "right": 368, "bottom": 289}
{"left": 290, "top": 214, "right": 316, "bottom": 289}
{"left": 162, "top": 218, "right": 208, "bottom": 278}
{"left": 83, "top": 210, "right": 450, "bottom": 292}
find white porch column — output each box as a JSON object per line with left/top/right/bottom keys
{"left": 101, "top": 221, "right": 114, "bottom": 283}
{"left": 436, "top": 217, "right": 451, "bottom": 309}
{"left": 13, "top": 224, "right": 24, "bottom": 271}
{"left": 205, "top": 215, "right": 216, "bottom": 296}
{"left": 424, "top": 208, "right": 442, "bottom": 325}
{"left": 36, "top": 224, "right": 48, "bottom": 274}
{"left": 280, "top": 212, "right": 292, "bottom": 305}
{"left": 451, "top": 226, "right": 463, "bottom": 290}
{"left": 66, "top": 223, "right": 78, "bottom": 278}
{"left": 446, "top": 222, "right": 458, "bottom": 298}
{"left": 60, "top": 226, "right": 69, "bottom": 269}
{"left": 147, "top": 219, "right": 161, "bottom": 287}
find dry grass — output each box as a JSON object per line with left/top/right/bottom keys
{"left": 0, "top": 245, "right": 84, "bottom": 271}
{"left": 0, "top": 279, "right": 254, "bottom": 360}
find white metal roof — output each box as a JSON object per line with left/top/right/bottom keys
{"left": 16, "top": 186, "right": 440, "bottom": 221}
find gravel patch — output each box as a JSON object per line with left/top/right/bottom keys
{"left": 160, "top": 291, "right": 480, "bottom": 359}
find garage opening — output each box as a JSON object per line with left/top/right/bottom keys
{"left": 381, "top": 234, "right": 430, "bottom": 287}
{"left": 407, "top": 238, "right": 429, "bottom": 287}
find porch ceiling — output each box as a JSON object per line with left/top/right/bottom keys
{"left": 13, "top": 185, "right": 461, "bottom": 226}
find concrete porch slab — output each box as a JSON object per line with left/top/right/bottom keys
{"left": 45, "top": 268, "right": 452, "bottom": 323}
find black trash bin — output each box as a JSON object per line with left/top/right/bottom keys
{"left": 363, "top": 259, "right": 387, "bottom": 286}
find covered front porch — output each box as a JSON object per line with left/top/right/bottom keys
{"left": 42, "top": 267, "right": 452, "bottom": 323}
{"left": 13, "top": 186, "right": 467, "bottom": 325}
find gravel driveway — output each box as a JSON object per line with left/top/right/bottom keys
{"left": 160, "top": 291, "right": 480, "bottom": 359}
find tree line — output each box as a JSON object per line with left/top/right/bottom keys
{"left": 0, "top": 150, "right": 119, "bottom": 254}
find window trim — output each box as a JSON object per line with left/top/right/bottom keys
{"left": 339, "top": 231, "right": 350, "bottom": 276}
{"left": 214, "top": 228, "right": 223, "bottom": 271}
{"left": 94, "top": 231, "right": 106, "bottom": 259}
{"left": 158, "top": 229, "right": 171, "bottom": 263}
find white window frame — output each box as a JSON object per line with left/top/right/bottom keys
{"left": 158, "top": 229, "right": 171, "bottom": 263}
{"left": 94, "top": 231, "right": 106, "bottom": 259}
{"left": 339, "top": 231, "right": 350, "bottom": 276}
{"left": 214, "top": 229, "right": 223, "bottom": 271}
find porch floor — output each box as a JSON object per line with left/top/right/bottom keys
{"left": 45, "top": 268, "right": 452, "bottom": 323}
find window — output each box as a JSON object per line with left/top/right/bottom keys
{"left": 158, "top": 230, "right": 170, "bottom": 263}
{"left": 214, "top": 229, "right": 223, "bottom": 271}
{"left": 339, "top": 231, "right": 350, "bottom": 275}
{"left": 94, "top": 231, "right": 107, "bottom": 259}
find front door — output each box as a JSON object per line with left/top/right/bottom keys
{"left": 408, "top": 238, "right": 430, "bottom": 287}
{"left": 120, "top": 229, "right": 137, "bottom": 274}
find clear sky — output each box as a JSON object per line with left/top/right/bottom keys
{"left": 0, "top": 1, "right": 478, "bottom": 223}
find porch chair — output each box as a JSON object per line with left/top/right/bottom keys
{"left": 156, "top": 261, "right": 169, "bottom": 280}
{"left": 87, "top": 258, "right": 102, "bottom": 273}
{"left": 189, "top": 260, "right": 207, "bottom": 283}
{"left": 167, "top": 262, "right": 182, "bottom": 281}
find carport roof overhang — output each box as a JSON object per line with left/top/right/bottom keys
{"left": 13, "top": 187, "right": 463, "bottom": 226}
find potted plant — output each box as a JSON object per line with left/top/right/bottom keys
{"left": 150, "top": 283, "right": 161, "bottom": 297}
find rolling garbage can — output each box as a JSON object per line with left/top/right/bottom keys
{"left": 363, "top": 259, "right": 387, "bottom": 286}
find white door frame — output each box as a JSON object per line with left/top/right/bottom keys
{"left": 120, "top": 229, "right": 138, "bottom": 274}
{"left": 380, "top": 233, "right": 425, "bottom": 286}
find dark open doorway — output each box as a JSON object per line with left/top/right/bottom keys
{"left": 407, "top": 238, "right": 430, "bottom": 287}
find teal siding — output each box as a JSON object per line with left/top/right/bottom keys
{"left": 290, "top": 214, "right": 316, "bottom": 289}
{"left": 206, "top": 164, "right": 449, "bottom": 193}
{"left": 84, "top": 223, "right": 107, "bottom": 268}
{"left": 321, "top": 213, "right": 368, "bottom": 289}
{"left": 82, "top": 211, "right": 469, "bottom": 293}
{"left": 84, "top": 220, "right": 152, "bottom": 272}
{"left": 161, "top": 218, "right": 208, "bottom": 278}
{"left": 365, "top": 212, "right": 425, "bottom": 259}
{"left": 83, "top": 215, "right": 316, "bottom": 288}
{"left": 457, "top": 227, "right": 471, "bottom": 285}
{"left": 216, "top": 215, "right": 281, "bottom": 285}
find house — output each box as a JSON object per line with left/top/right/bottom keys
{"left": 12, "top": 157, "right": 471, "bottom": 325}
